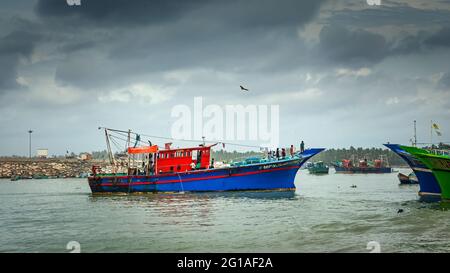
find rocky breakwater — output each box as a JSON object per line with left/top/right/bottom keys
{"left": 0, "top": 158, "right": 108, "bottom": 179}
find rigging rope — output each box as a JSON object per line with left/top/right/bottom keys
{"left": 100, "top": 127, "right": 269, "bottom": 150}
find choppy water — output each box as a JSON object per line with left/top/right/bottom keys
{"left": 0, "top": 168, "right": 449, "bottom": 253}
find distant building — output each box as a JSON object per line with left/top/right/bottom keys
{"left": 79, "top": 153, "right": 92, "bottom": 161}
{"left": 36, "top": 149, "right": 48, "bottom": 158}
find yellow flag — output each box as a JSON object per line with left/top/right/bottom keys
{"left": 433, "top": 123, "right": 440, "bottom": 130}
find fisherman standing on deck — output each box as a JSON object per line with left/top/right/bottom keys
{"left": 276, "top": 148, "right": 280, "bottom": 159}
{"left": 290, "top": 145, "right": 295, "bottom": 157}
{"left": 300, "top": 141, "right": 305, "bottom": 153}
{"left": 281, "top": 148, "right": 286, "bottom": 158}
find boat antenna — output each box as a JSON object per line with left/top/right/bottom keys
{"left": 414, "top": 120, "right": 417, "bottom": 147}
{"left": 430, "top": 120, "right": 433, "bottom": 147}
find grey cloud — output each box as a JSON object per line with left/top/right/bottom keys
{"left": 317, "top": 25, "right": 388, "bottom": 67}
{"left": 316, "top": 24, "right": 450, "bottom": 67}
{"left": 425, "top": 27, "right": 450, "bottom": 48}
{"left": 35, "top": 0, "right": 209, "bottom": 27}
{"left": 438, "top": 72, "right": 450, "bottom": 90}
{"left": 0, "top": 30, "right": 41, "bottom": 90}
{"left": 47, "top": 0, "right": 324, "bottom": 89}
{"left": 327, "top": 4, "right": 450, "bottom": 28}
{"left": 36, "top": 0, "right": 324, "bottom": 29}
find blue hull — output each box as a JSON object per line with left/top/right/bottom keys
{"left": 384, "top": 144, "right": 441, "bottom": 200}
{"left": 88, "top": 148, "right": 324, "bottom": 193}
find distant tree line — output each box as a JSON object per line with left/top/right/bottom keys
{"left": 312, "top": 147, "right": 407, "bottom": 167}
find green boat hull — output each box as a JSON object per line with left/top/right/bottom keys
{"left": 308, "top": 167, "right": 329, "bottom": 174}
{"left": 400, "top": 146, "right": 450, "bottom": 200}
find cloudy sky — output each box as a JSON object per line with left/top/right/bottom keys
{"left": 1, "top": 0, "right": 449, "bottom": 156}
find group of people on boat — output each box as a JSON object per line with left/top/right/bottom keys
{"left": 267, "top": 141, "right": 305, "bottom": 160}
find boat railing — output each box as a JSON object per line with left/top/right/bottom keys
{"left": 429, "top": 149, "right": 450, "bottom": 156}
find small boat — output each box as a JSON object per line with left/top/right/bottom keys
{"left": 33, "top": 174, "right": 49, "bottom": 179}
{"left": 398, "top": 172, "right": 419, "bottom": 185}
{"left": 307, "top": 161, "right": 329, "bottom": 174}
{"left": 10, "top": 175, "right": 20, "bottom": 181}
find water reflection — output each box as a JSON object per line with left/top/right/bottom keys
{"left": 89, "top": 190, "right": 297, "bottom": 203}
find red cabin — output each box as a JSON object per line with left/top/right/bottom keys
{"left": 342, "top": 159, "right": 353, "bottom": 168}
{"left": 155, "top": 143, "right": 215, "bottom": 174}
{"left": 374, "top": 159, "right": 382, "bottom": 168}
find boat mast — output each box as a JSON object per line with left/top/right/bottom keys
{"left": 413, "top": 120, "right": 417, "bottom": 147}
{"left": 105, "top": 129, "right": 115, "bottom": 166}
{"left": 430, "top": 120, "right": 433, "bottom": 147}
{"left": 127, "top": 129, "right": 131, "bottom": 170}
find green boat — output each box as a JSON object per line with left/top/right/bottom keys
{"left": 400, "top": 145, "right": 450, "bottom": 200}
{"left": 307, "top": 161, "right": 329, "bottom": 174}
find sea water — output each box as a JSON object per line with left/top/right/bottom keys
{"left": 0, "top": 168, "right": 449, "bottom": 253}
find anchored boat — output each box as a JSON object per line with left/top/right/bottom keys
{"left": 384, "top": 144, "right": 441, "bottom": 200}
{"left": 307, "top": 161, "right": 329, "bottom": 174}
{"left": 88, "top": 128, "right": 325, "bottom": 193}
{"left": 398, "top": 172, "right": 419, "bottom": 185}
{"left": 399, "top": 145, "right": 450, "bottom": 200}
{"left": 333, "top": 156, "right": 392, "bottom": 174}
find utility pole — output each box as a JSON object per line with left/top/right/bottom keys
{"left": 413, "top": 120, "right": 417, "bottom": 147}
{"left": 28, "top": 130, "right": 33, "bottom": 158}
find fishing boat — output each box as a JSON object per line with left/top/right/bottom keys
{"left": 333, "top": 156, "right": 392, "bottom": 174}
{"left": 307, "top": 161, "right": 329, "bottom": 174}
{"left": 399, "top": 145, "right": 450, "bottom": 200}
{"left": 384, "top": 144, "right": 441, "bottom": 200}
{"left": 88, "top": 128, "right": 325, "bottom": 193}
{"left": 398, "top": 172, "right": 419, "bottom": 185}
{"left": 10, "top": 175, "right": 20, "bottom": 181}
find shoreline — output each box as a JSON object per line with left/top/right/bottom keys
{"left": 0, "top": 158, "right": 108, "bottom": 179}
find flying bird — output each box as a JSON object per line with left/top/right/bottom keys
{"left": 240, "top": 85, "right": 249, "bottom": 91}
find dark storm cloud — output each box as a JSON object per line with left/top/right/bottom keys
{"left": 35, "top": 0, "right": 209, "bottom": 26}
{"left": 316, "top": 24, "right": 450, "bottom": 67}
{"left": 317, "top": 25, "right": 388, "bottom": 67}
{"left": 36, "top": 0, "right": 324, "bottom": 28}
{"left": 0, "top": 29, "right": 41, "bottom": 90}
{"left": 327, "top": 4, "right": 450, "bottom": 28}
{"left": 36, "top": 0, "right": 324, "bottom": 89}
{"left": 425, "top": 27, "right": 450, "bottom": 48}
